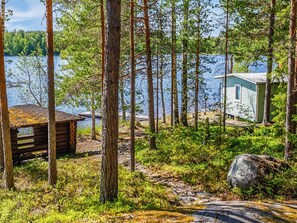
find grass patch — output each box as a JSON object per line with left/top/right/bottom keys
{"left": 77, "top": 125, "right": 102, "bottom": 137}
{"left": 136, "top": 124, "right": 297, "bottom": 199}
{"left": 0, "top": 155, "right": 175, "bottom": 222}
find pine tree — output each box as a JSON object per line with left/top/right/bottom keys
{"left": 143, "top": 0, "right": 157, "bottom": 150}
{"left": 263, "top": 0, "right": 276, "bottom": 124}
{"left": 171, "top": 0, "right": 179, "bottom": 126}
{"left": 181, "top": 0, "right": 189, "bottom": 127}
{"left": 46, "top": 0, "right": 57, "bottom": 186}
{"left": 285, "top": 0, "right": 297, "bottom": 161}
{"left": 130, "top": 0, "right": 136, "bottom": 172}
{"left": 0, "top": 6, "right": 13, "bottom": 188}
{"left": 100, "top": 0, "right": 121, "bottom": 203}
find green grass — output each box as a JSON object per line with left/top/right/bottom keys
{"left": 77, "top": 125, "right": 102, "bottom": 137}
{"left": 136, "top": 124, "right": 297, "bottom": 199}
{"left": 0, "top": 155, "right": 174, "bottom": 223}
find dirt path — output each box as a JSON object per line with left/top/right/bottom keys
{"left": 77, "top": 133, "right": 297, "bottom": 223}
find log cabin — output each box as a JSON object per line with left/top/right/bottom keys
{"left": 9, "top": 104, "right": 84, "bottom": 163}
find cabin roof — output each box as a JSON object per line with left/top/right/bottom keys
{"left": 214, "top": 73, "right": 285, "bottom": 84}
{"left": 9, "top": 104, "right": 85, "bottom": 128}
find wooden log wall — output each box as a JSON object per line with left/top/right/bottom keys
{"left": 56, "top": 122, "right": 70, "bottom": 155}
{"left": 11, "top": 121, "right": 77, "bottom": 163}
{"left": 11, "top": 128, "right": 19, "bottom": 162}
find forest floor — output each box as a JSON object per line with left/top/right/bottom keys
{"left": 75, "top": 117, "right": 297, "bottom": 223}
{"left": 0, "top": 113, "right": 296, "bottom": 222}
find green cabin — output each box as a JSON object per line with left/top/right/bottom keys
{"left": 215, "top": 73, "right": 283, "bottom": 123}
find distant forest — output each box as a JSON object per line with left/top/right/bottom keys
{"left": 4, "top": 30, "right": 224, "bottom": 56}
{"left": 4, "top": 30, "right": 60, "bottom": 56}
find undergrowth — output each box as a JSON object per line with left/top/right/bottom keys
{"left": 136, "top": 124, "right": 297, "bottom": 199}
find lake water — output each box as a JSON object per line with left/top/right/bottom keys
{"left": 5, "top": 55, "right": 266, "bottom": 127}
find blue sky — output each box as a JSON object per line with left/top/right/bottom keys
{"left": 6, "top": 0, "right": 46, "bottom": 31}
{"left": 6, "top": 0, "right": 221, "bottom": 33}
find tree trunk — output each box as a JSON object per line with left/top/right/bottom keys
{"left": 263, "top": 0, "right": 276, "bottom": 124}
{"left": 285, "top": 0, "right": 297, "bottom": 161}
{"left": 156, "top": 44, "right": 159, "bottom": 133}
{"left": 100, "top": 0, "right": 121, "bottom": 203}
{"left": 143, "top": 0, "right": 157, "bottom": 150}
{"left": 181, "top": 0, "right": 189, "bottom": 127}
{"left": 130, "top": 0, "right": 136, "bottom": 172}
{"left": 46, "top": 0, "right": 57, "bottom": 186}
{"left": 91, "top": 95, "right": 96, "bottom": 140}
{"left": 171, "top": 0, "right": 179, "bottom": 126}
{"left": 160, "top": 55, "right": 166, "bottom": 123}
{"left": 223, "top": 0, "right": 229, "bottom": 132}
{"left": 230, "top": 54, "right": 234, "bottom": 73}
{"left": 0, "top": 10, "right": 13, "bottom": 188}
{"left": 195, "top": 8, "right": 200, "bottom": 131}
{"left": 158, "top": 2, "right": 166, "bottom": 124}
{"left": 0, "top": 0, "right": 5, "bottom": 173}
{"left": 120, "top": 79, "right": 126, "bottom": 121}
{"left": 100, "top": 0, "right": 105, "bottom": 90}
{"left": 0, "top": 112, "right": 3, "bottom": 172}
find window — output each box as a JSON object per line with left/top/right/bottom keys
{"left": 235, "top": 84, "right": 241, "bottom": 101}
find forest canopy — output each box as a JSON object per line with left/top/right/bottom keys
{"left": 4, "top": 30, "right": 60, "bottom": 56}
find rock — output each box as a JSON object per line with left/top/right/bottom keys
{"left": 227, "top": 154, "right": 288, "bottom": 189}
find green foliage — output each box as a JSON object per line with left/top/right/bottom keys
{"left": 56, "top": 0, "right": 102, "bottom": 110}
{"left": 4, "top": 30, "right": 60, "bottom": 56}
{"left": 136, "top": 124, "right": 294, "bottom": 199}
{"left": 0, "top": 156, "right": 172, "bottom": 223}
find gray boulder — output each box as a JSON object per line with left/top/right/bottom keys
{"left": 227, "top": 154, "right": 288, "bottom": 189}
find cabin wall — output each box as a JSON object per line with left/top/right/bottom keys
{"left": 10, "top": 129, "right": 19, "bottom": 162}
{"left": 56, "top": 123, "right": 70, "bottom": 154}
{"left": 223, "top": 76, "right": 257, "bottom": 121}
{"left": 11, "top": 122, "right": 76, "bottom": 163}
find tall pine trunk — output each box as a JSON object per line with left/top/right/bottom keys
{"left": 100, "top": 0, "right": 105, "bottom": 90}
{"left": 171, "top": 0, "right": 179, "bottom": 125}
{"left": 0, "top": 9, "right": 13, "bottom": 188}
{"left": 160, "top": 54, "right": 166, "bottom": 123}
{"left": 156, "top": 45, "right": 159, "bottom": 133}
{"left": 120, "top": 79, "right": 126, "bottom": 121}
{"left": 159, "top": 2, "right": 166, "bottom": 124}
{"left": 223, "top": 0, "right": 229, "bottom": 132}
{"left": 91, "top": 94, "right": 96, "bottom": 140}
{"left": 181, "top": 0, "right": 189, "bottom": 127}
{"left": 143, "top": 0, "right": 157, "bottom": 150}
{"left": 46, "top": 0, "right": 57, "bottom": 186}
{"left": 0, "top": 110, "right": 3, "bottom": 172}
{"left": 195, "top": 8, "right": 200, "bottom": 131}
{"left": 263, "top": 0, "right": 276, "bottom": 124}
{"left": 130, "top": 0, "right": 136, "bottom": 172}
{"left": 100, "top": 0, "right": 121, "bottom": 203}
{"left": 0, "top": 0, "right": 5, "bottom": 173}
{"left": 285, "top": 0, "right": 297, "bottom": 161}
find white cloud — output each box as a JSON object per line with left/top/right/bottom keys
{"left": 10, "top": 4, "right": 45, "bottom": 22}
{"left": 6, "top": 0, "right": 45, "bottom": 30}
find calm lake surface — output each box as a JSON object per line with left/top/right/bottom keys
{"left": 5, "top": 55, "right": 266, "bottom": 127}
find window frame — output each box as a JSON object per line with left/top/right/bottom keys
{"left": 234, "top": 84, "right": 242, "bottom": 102}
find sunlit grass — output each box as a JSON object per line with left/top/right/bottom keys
{"left": 0, "top": 155, "right": 175, "bottom": 222}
